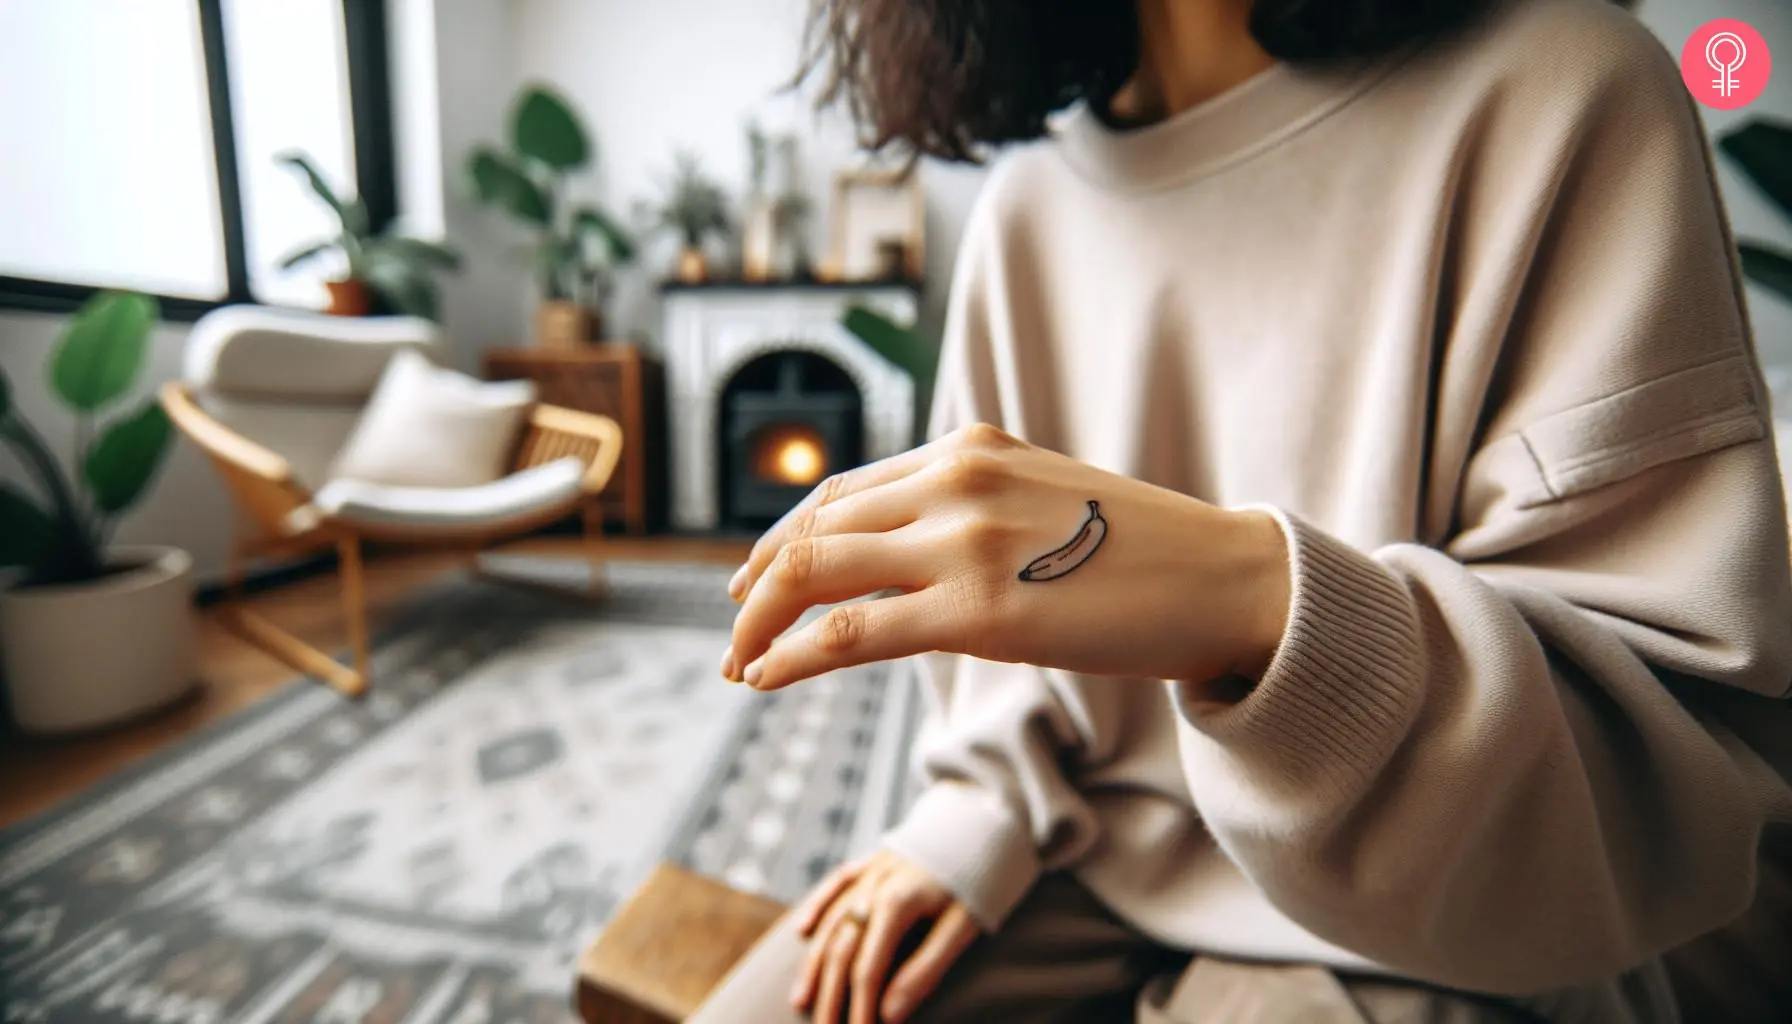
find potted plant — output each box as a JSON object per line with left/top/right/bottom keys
{"left": 1719, "top": 117, "right": 1792, "bottom": 302}
{"left": 0, "top": 292, "right": 193, "bottom": 733}
{"left": 649, "top": 152, "right": 733, "bottom": 284}
{"left": 468, "top": 85, "right": 635, "bottom": 348}
{"left": 276, "top": 151, "right": 461, "bottom": 320}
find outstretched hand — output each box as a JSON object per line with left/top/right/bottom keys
{"left": 720, "top": 423, "right": 1291, "bottom": 691}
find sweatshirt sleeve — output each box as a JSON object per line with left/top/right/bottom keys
{"left": 1171, "top": 25, "right": 1792, "bottom": 995}
{"left": 879, "top": 187, "right": 1115, "bottom": 929}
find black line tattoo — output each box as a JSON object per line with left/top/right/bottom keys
{"left": 1017, "top": 500, "right": 1108, "bottom": 582}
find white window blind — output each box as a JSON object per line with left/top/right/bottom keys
{"left": 0, "top": 0, "right": 228, "bottom": 299}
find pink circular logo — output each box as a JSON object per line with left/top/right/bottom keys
{"left": 1682, "top": 19, "right": 1771, "bottom": 110}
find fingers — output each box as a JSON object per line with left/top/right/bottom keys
{"left": 812, "top": 902, "right": 868, "bottom": 1024}
{"left": 729, "top": 456, "right": 937, "bottom": 603}
{"left": 741, "top": 590, "right": 949, "bottom": 691}
{"left": 728, "top": 529, "right": 933, "bottom": 677}
{"left": 794, "top": 865, "right": 884, "bottom": 1011}
{"left": 849, "top": 887, "right": 934, "bottom": 1024}
{"left": 882, "top": 904, "right": 980, "bottom": 1024}
{"left": 795, "top": 859, "right": 866, "bottom": 938}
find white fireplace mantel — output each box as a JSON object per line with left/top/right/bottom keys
{"left": 660, "top": 284, "right": 919, "bottom": 531}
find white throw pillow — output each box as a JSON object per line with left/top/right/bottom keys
{"left": 328, "top": 349, "right": 537, "bottom": 489}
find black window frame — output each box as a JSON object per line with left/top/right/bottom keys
{"left": 0, "top": 0, "right": 397, "bottom": 322}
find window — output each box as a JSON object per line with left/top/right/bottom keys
{"left": 0, "top": 0, "right": 395, "bottom": 320}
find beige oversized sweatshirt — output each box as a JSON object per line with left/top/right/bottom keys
{"left": 876, "top": 0, "right": 1792, "bottom": 1013}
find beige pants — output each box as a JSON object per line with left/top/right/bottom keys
{"left": 687, "top": 874, "right": 1635, "bottom": 1024}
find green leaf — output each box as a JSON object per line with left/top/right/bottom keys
{"left": 50, "top": 291, "right": 157, "bottom": 412}
{"left": 0, "top": 484, "right": 56, "bottom": 573}
{"left": 571, "top": 206, "right": 636, "bottom": 264}
{"left": 1719, "top": 120, "right": 1792, "bottom": 221}
{"left": 469, "top": 147, "right": 551, "bottom": 226}
{"left": 512, "top": 86, "right": 589, "bottom": 171}
{"left": 341, "top": 198, "right": 371, "bottom": 240}
{"left": 277, "top": 240, "right": 336, "bottom": 270}
{"left": 1740, "top": 243, "right": 1792, "bottom": 303}
{"left": 373, "top": 235, "right": 462, "bottom": 272}
{"left": 842, "top": 306, "right": 936, "bottom": 383}
{"left": 364, "top": 255, "right": 440, "bottom": 321}
{"left": 84, "top": 399, "right": 173, "bottom": 515}
{"left": 276, "top": 151, "right": 348, "bottom": 219}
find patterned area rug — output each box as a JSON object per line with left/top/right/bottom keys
{"left": 0, "top": 560, "right": 921, "bottom": 1024}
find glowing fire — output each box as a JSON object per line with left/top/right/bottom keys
{"left": 752, "top": 425, "right": 828, "bottom": 486}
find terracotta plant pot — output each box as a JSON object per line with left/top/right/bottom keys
{"left": 324, "top": 278, "right": 372, "bottom": 316}
{"left": 0, "top": 546, "right": 197, "bottom": 734}
{"left": 675, "top": 247, "right": 709, "bottom": 284}
{"left": 537, "top": 300, "right": 595, "bottom": 349}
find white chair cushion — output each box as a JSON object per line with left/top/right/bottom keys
{"left": 329, "top": 350, "right": 537, "bottom": 489}
{"left": 310, "top": 457, "right": 585, "bottom": 531}
{"left": 186, "top": 305, "right": 445, "bottom": 401}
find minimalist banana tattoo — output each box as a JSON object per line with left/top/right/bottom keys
{"left": 1017, "top": 500, "right": 1108, "bottom": 582}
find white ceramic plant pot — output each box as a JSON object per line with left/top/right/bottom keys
{"left": 0, "top": 546, "right": 197, "bottom": 734}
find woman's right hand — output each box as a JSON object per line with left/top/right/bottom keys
{"left": 790, "top": 849, "right": 982, "bottom": 1024}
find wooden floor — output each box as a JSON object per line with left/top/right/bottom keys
{"left": 0, "top": 535, "right": 753, "bottom": 831}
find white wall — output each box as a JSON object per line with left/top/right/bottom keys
{"left": 507, "top": 0, "right": 988, "bottom": 345}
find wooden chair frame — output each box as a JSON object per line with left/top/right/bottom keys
{"left": 162, "top": 383, "right": 625, "bottom": 698}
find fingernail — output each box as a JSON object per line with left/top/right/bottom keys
{"left": 727, "top": 564, "right": 748, "bottom": 600}
{"left": 743, "top": 657, "right": 764, "bottom": 688}
{"left": 884, "top": 996, "right": 908, "bottom": 1022}
{"left": 719, "top": 646, "right": 737, "bottom": 681}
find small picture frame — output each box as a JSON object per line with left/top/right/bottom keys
{"left": 824, "top": 167, "right": 924, "bottom": 283}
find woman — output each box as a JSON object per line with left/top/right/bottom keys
{"left": 696, "top": 0, "right": 1792, "bottom": 1020}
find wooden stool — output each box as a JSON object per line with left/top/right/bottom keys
{"left": 577, "top": 863, "right": 788, "bottom": 1023}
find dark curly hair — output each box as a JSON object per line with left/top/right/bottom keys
{"left": 802, "top": 0, "right": 1641, "bottom": 162}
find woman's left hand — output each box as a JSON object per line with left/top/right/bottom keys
{"left": 722, "top": 423, "right": 1291, "bottom": 691}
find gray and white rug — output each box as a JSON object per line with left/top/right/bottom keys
{"left": 0, "top": 560, "right": 922, "bottom": 1024}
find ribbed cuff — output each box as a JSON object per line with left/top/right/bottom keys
{"left": 880, "top": 782, "right": 1043, "bottom": 931}
{"left": 1175, "top": 509, "right": 1424, "bottom": 791}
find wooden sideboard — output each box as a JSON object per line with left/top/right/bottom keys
{"left": 483, "top": 345, "right": 667, "bottom": 535}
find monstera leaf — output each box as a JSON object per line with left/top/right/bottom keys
{"left": 512, "top": 86, "right": 590, "bottom": 171}
{"left": 49, "top": 291, "right": 157, "bottom": 412}
{"left": 470, "top": 147, "right": 551, "bottom": 226}
{"left": 84, "top": 399, "right": 174, "bottom": 515}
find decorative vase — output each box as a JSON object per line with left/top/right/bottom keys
{"left": 741, "top": 199, "right": 777, "bottom": 282}
{"left": 675, "top": 247, "right": 709, "bottom": 284}
{"left": 536, "top": 300, "right": 595, "bottom": 349}
{"left": 0, "top": 546, "right": 197, "bottom": 734}
{"left": 324, "top": 278, "right": 372, "bottom": 316}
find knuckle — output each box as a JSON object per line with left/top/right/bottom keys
{"left": 938, "top": 450, "right": 1002, "bottom": 494}
{"left": 958, "top": 422, "right": 1014, "bottom": 449}
{"left": 815, "top": 472, "right": 849, "bottom": 507}
{"left": 786, "top": 505, "right": 819, "bottom": 543}
{"left": 773, "top": 537, "right": 820, "bottom": 589}
{"left": 958, "top": 513, "right": 1010, "bottom": 551}
{"left": 818, "top": 605, "right": 866, "bottom": 654}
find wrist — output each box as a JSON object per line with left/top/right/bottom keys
{"left": 1225, "top": 508, "right": 1291, "bottom": 680}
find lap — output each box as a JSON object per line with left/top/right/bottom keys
{"left": 689, "top": 870, "right": 1643, "bottom": 1024}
